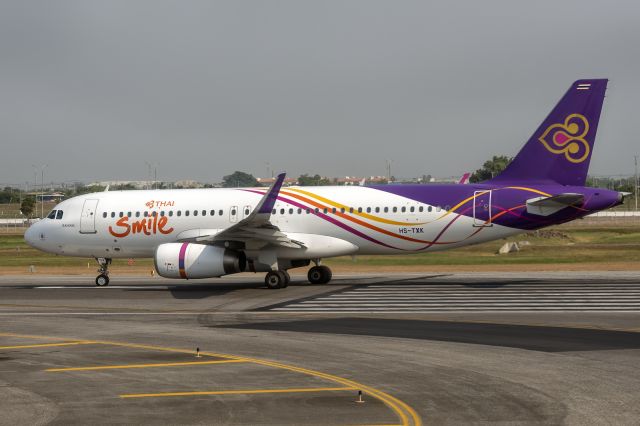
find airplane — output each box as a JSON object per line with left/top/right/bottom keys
{"left": 25, "top": 79, "right": 624, "bottom": 288}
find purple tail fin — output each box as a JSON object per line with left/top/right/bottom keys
{"left": 492, "top": 79, "right": 608, "bottom": 186}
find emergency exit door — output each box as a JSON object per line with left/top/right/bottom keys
{"left": 472, "top": 190, "right": 493, "bottom": 227}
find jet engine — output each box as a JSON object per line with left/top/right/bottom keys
{"left": 154, "top": 243, "right": 246, "bottom": 279}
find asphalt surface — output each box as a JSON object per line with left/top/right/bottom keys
{"left": 1, "top": 271, "right": 639, "bottom": 425}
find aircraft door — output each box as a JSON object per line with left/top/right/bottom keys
{"left": 472, "top": 190, "right": 493, "bottom": 227}
{"left": 230, "top": 205, "right": 238, "bottom": 223}
{"left": 80, "top": 199, "right": 99, "bottom": 234}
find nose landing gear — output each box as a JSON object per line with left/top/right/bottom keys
{"left": 95, "top": 257, "right": 112, "bottom": 286}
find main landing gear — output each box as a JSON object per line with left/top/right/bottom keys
{"left": 263, "top": 261, "right": 333, "bottom": 289}
{"left": 308, "top": 265, "right": 332, "bottom": 284}
{"left": 265, "top": 270, "right": 290, "bottom": 289}
{"left": 95, "top": 257, "right": 112, "bottom": 286}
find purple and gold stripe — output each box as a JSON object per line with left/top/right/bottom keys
{"left": 178, "top": 242, "right": 189, "bottom": 279}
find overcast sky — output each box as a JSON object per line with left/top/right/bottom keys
{"left": 1, "top": 1, "right": 638, "bottom": 184}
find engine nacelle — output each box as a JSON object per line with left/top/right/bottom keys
{"left": 154, "top": 243, "right": 246, "bottom": 279}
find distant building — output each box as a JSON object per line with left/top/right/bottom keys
{"left": 256, "top": 177, "right": 298, "bottom": 186}
{"left": 336, "top": 176, "right": 362, "bottom": 185}
{"left": 174, "top": 180, "right": 202, "bottom": 188}
{"left": 27, "top": 192, "right": 65, "bottom": 202}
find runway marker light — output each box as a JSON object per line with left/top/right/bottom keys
{"left": 196, "top": 347, "right": 201, "bottom": 358}
{"left": 356, "top": 390, "right": 365, "bottom": 403}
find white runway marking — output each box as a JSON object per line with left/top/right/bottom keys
{"left": 271, "top": 281, "right": 640, "bottom": 312}
{"left": 33, "top": 286, "right": 171, "bottom": 290}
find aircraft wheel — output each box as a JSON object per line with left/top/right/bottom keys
{"left": 282, "top": 270, "right": 290, "bottom": 288}
{"left": 308, "top": 266, "right": 332, "bottom": 284}
{"left": 265, "top": 271, "right": 286, "bottom": 289}
{"left": 96, "top": 274, "right": 110, "bottom": 286}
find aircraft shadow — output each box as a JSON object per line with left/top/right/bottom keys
{"left": 213, "top": 318, "right": 640, "bottom": 353}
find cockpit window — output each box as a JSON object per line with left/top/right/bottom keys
{"left": 56, "top": 210, "right": 64, "bottom": 220}
{"left": 47, "top": 210, "right": 57, "bottom": 219}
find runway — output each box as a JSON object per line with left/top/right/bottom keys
{"left": 1, "top": 271, "right": 639, "bottom": 425}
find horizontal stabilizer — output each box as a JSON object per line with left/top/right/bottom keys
{"left": 526, "top": 193, "right": 584, "bottom": 216}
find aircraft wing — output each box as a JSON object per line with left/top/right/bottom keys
{"left": 526, "top": 193, "right": 585, "bottom": 216}
{"left": 180, "top": 173, "right": 305, "bottom": 249}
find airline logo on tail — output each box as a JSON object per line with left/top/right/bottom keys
{"left": 538, "top": 114, "right": 590, "bottom": 163}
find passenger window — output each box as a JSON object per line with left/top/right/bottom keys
{"left": 306, "top": 209, "right": 310, "bottom": 214}
{"left": 384, "top": 207, "right": 388, "bottom": 213}
{"left": 272, "top": 209, "right": 276, "bottom": 214}
{"left": 219, "top": 209, "right": 223, "bottom": 216}
{"left": 185, "top": 210, "right": 190, "bottom": 216}
{"left": 314, "top": 208, "right": 319, "bottom": 213}
{"left": 56, "top": 210, "right": 64, "bottom": 220}
{"left": 136, "top": 211, "right": 140, "bottom": 218}
{"left": 144, "top": 211, "right": 149, "bottom": 217}
{"left": 160, "top": 211, "right": 165, "bottom": 217}
{"left": 340, "top": 207, "right": 345, "bottom": 214}
{"left": 280, "top": 208, "right": 285, "bottom": 214}
{"left": 126, "top": 211, "right": 131, "bottom": 217}
{"left": 445, "top": 205, "right": 450, "bottom": 211}
{"left": 297, "top": 208, "right": 302, "bottom": 214}
{"left": 323, "top": 208, "right": 328, "bottom": 214}
{"left": 358, "top": 207, "right": 362, "bottom": 213}
{"left": 47, "top": 210, "right": 57, "bottom": 219}
{"left": 210, "top": 210, "right": 215, "bottom": 216}
{"left": 169, "top": 211, "right": 174, "bottom": 217}
{"left": 436, "top": 206, "right": 442, "bottom": 212}
{"left": 393, "top": 207, "right": 397, "bottom": 213}
{"left": 428, "top": 206, "right": 433, "bottom": 212}
{"left": 419, "top": 206, "right": 424, "bottom": 212}
{"left": 288, "top": 208, "right": 293, "bottom": 214}
{"left": 366, "top": 207, "right": 371, "bottom": 213}
{"left": 102, "top": 212, "right": 107, "bottom": 218}
{"left": 401, "top": 207, "right": 406, "bottom": 213}
{"left": 177, "top": 211, "right": 182, "bottom": 217}
{"left": 375, "top": 207, "right": 380, "bottom": 213}
{"left": 245, "top": 208, "right": 250, "bottom": 216}
{"left": 193, "top": 210, "right": 198, "bottom": 216}
{"left": 118, "top": 212, "right": 122, "bottom": 218}
{"left": 410, "top": 206, "right": 415, "bottom": 213}
{"left": 111, "top": 212, "right": 116, "bottom": 218}
{"left": 202, "top": 210, "right": 207, "bottom": 216}
{"left": 349, "top": 207, "right": 354, "bottom": 213}
{"left": 332, "top": 208, "right": 336, "bottom": 214}
{"left": 152, "top": 211, "right": 157, "bottom": 217}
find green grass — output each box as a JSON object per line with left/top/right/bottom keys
{"left": 1, "top": 223, "right": 640, "bottom": 268}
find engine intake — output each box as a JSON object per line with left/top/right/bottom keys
{"left": 154, "top": 243, "right": 246, "bottom": 279}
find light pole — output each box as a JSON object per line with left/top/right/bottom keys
{"left": 144, "top": 161, "right": 152, "bottom": 190}
{"left": 32, "top": 164, "right": 47, "bottom": 218}
{"left": 41, "top": 165, "right": 48, "bottom": 219}
{"left": 635, "top": 155, "right": 638, "bottom": 211}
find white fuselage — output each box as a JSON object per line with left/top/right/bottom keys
{"left": 25, "top": 185, "right": 520, "bottom": 261}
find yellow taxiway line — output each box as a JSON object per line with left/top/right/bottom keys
{"left": 0, "top": 332, "right": 422, "bottom": 426}
{"left": 46, "top": 359, "right": 247, "bottom": 372}
{"left": 120, "top": 386, "right": 356, "bottom": 399}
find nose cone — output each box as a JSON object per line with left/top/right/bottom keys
{"left": 24, "top": 223, "right": 40, "bottom": 248}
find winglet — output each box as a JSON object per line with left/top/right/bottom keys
{"left": 256, "top": 172, "right": 286, "bottom": 215}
